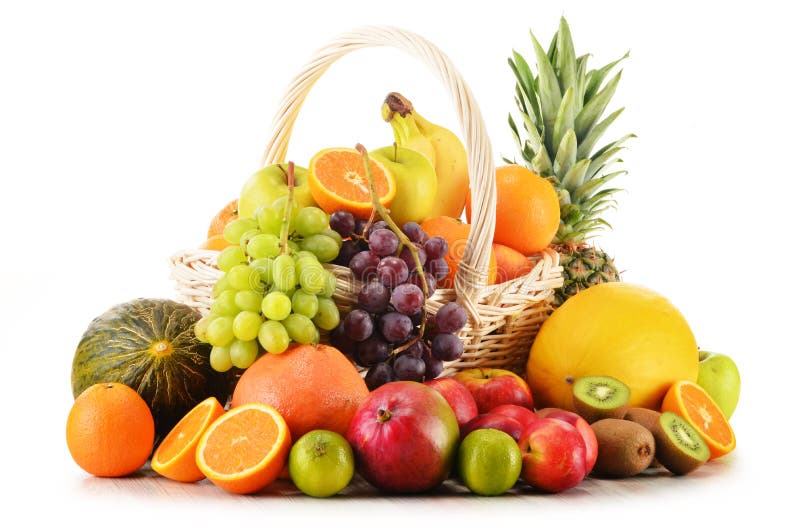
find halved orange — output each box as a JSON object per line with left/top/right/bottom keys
{"left": 151, "top": 397, "right": 225, "bottom": 483}
{"left": 661, "top": 380, "right": 736, "bottom": 459}
{"left": 308, "top": 147, "right": 396, "bottom": 218}
{"left": 195, "top": 403, "right": 291, "bottom": 494}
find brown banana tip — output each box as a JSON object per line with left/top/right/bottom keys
{"left": 384, "top": 92, "right": 413, "bottom": 117}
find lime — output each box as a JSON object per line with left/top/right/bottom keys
{"left": 288, "top": 429, "right": 354, "bottom": 497}
{"left": 457, "top": 428, "right": 522, "bottom": 496}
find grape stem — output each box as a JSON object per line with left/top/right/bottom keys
{"left": 280, "top": 161, "right": 296, "bottom": 255}
{"left": 355, "top": 144, "right": 428, "bottom": 351}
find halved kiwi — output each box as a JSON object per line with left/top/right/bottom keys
{"left": 572, "top": 375, "right": 631, "bottom": 424}
{"left": 590, "top": 418, "right": 655, "bottom": 478}
{"left": 623, "top": 407, "right": 663, "bottom": 468}
{"left": 653, "top": 411, "right": 710, "bottom": 475}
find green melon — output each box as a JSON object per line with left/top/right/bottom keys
{"left": 72, "top": 298, "right": 228, "bottom": 438}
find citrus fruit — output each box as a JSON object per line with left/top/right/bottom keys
{"left": 195, "top": 403, "right": 291, "bottom": 494}
{"left": 66, "top": 382, "right": 154, "bottom": 477}
{"left": 661, "top": 380, "right": 736, "bottom": 459}
{"left": 151, "top": 397, "right": 225, "bottom": 483}
{"left": 527, "top": 282, "right": 698, "bottom": 411}
{"left": 419, "top": 215, "right": 497, "bottom": 289}
{"left": 491, "top": 243, "right": 533, "bottom": 284}
{"left": 466, "top": 165, "right": 560, "bottom": 255}
{"left": 207, "top": 199, "right": 239, "bottom": 238}
{"left": 230, "top": 343, "right": 369, "bottom": 439}
{"left": 200, "top": 234, "right": 236, "bottom": 251}
{"left": 308, "top": 147, "right": 396, "bottom": 218}
{"left": 457, "top": 428, "right": 522, "bottom": 496}
{"left": 289, "top": 429, "right": 355, "bottom": 497}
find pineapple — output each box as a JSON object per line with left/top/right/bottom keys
{"left": 508, "top": 17, "right": 633, "bottom": 306}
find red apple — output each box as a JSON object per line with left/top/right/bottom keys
{"left": 452, "top": 368, "right": 534, "bottom": 413}
{"left": 542, "top": 409, "right": 599, "bottom": 474}
{"left": 533, "top": 407, "right": 562, "bottom": 418}
{"left": 424, "top": 377, "right": 479, "bottom": 427}
{"left": 459, "top": 413, "right": 524, "bottom": 441}
{"left": 346, "top": 381, "right": 459, "bottom": 493}
{"left": 489, "top": 404, "right": 538, "bottom": 429}
{"left": 518, "top": 417, "right": 587, "bottom": 493}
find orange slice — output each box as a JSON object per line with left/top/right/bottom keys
{"left": 308, "top": 147, "right": 396, "bottom": 218}
{"left": 195, "top": 403, "right": 291, "bottom": 494}
{"left": 661, "top": 380, "right": 736, "bottom": 459}
{"left": 151, "top": 397, "right": 225, "bottom": 483}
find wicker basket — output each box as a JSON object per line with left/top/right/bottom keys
{"left": 169, "top": 25, "right": 564, "bottom": 377}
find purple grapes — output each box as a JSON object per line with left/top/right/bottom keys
{"left": 356, "top": 333, "right": 390, "bottom": 366}
{"left": 393, "top": 354, "right": 426, "bottom": 381}
{"left": 434, "top": 302, "right": 468, "bottom": 333}
{"left": 343, "top": 309, "right": 374, "bottom": 342}
{"left": 368, "top": 228, "right": 399, "bottom": 257}
{"left": 377, "top": 256, "right": 409, "bottom": 287}
{"left": 330, "top": 210, "right": 356, "bottom": 238}
{"left": 349, "top": 251, "right": 380, "bottom": 281}
{"left": 379, "top": 312, "right": 414, "bottom": 343}
{"left": 365, "top": 363, "right": 394, "bottom": 391}
{"left": 358, "top": 280, "right": 390, "bottom": 314}
{"left": 426, "top": 258, "right": 449, "bottom": 281}
{"left": 402, "top": 222, "right": 426, "bottom": 244}
{"left": 431, "top": 333, "right": 464, "bottom": 362}
{"left": 424, "top": 237, "right": 448, "bottom": 260}
{"left": 399, "top": 244, "right": 426, "bottom": 272}
{"left": 391, "top": 283, "right": 424, "bottom": 316}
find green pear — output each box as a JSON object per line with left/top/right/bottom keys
{"left": 696, "top": 351, "right": 740, "bottom": 420}
{"left": 239, "top": 163, "right": 316, "bottom": 219}
{"left": 370, "top": 145, "right": 437, "bottom": 226}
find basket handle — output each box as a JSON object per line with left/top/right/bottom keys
{"left": 259, "top": 25, "right": 496, "bottom": 321}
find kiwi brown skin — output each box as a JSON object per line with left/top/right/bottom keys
{"left": 623, "top": 407, "right": 662, "bottom": 468}
{"left": 572, "top": 376, "right": 631, "bottom": 424}
{"left": 653, "top": 412, "right": 710, "bottom": 476}
{"left": 590, "top": 419, "right": 655, "bottom": 478}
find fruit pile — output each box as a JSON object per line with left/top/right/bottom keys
{"left": 65, "top": 18, "right": 742, "bottom": 499}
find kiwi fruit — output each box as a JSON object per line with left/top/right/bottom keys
{"left": 623, "top": 407, "right": 662, "bottom": 468}
{"left": 653, "top": 411, "right": 710, "bottom": 475}
{"left": 572, "top": 375, "right": 631, "bottom": 424}
{"left": 590, "top": 418, "right": 656, "bottom": 478}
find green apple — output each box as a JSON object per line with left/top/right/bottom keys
{"left": 370, "top": 145, "right": 437, "bottom": 226}
{"left": 697, "top": 351, "right": 740, "bottom": 420}
{"left": 239, "top": 163, "right": 317, "bottom": 219}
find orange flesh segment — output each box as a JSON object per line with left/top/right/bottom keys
{"left": 201, "top": 408, "right": 282, "bottom": 475}
{"left": 153, "top": 401, "right": 213, "bottom": 464}
{"left": 681, "top": 382, "right": 734, "bottom": 447}
{"left": 314, "top": 151, "right": 391, "bottom": 202}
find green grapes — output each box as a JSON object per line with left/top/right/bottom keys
{"left": 232, "top": 310, "right": 263, "bottom": 341}
{"left": 259, "top": 320, "right": 291, "bottom": 354}
{"left": 291, "top": 290, "right": 319, "bottom": 318}
{"left": 262, "top": 291, "right": 292, "bottom": 321}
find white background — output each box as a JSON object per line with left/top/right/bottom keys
{"left": 1, "top": 0, "right": 797, "bottom": 529}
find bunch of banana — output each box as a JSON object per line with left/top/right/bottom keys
{"left": 381, "top": 92, "right": 469, "bottom": 219}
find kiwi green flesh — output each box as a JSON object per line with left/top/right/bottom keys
{"left": 590, "top": 419, "right": 655, "bottom": 478}
{"left": 623, "top": 408, "right": 662, "bottom": 467}
{"left": 572, "top": 376, "right": 631, "bottom": 424}
{"left": 654, "top": 411, "right": 711, "bottom": 475}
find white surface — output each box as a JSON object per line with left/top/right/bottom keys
{"left": 1, "top": 0, "right": 796, "bottom": 529}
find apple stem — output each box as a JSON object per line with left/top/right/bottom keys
{"left": 376, "top": 408, "right": 392, "bottom": 423}
{"left": 355, "top": 144, "right": 429, "bottom": 346}
{"left": 280, "top": 161, "right": 296, "bottom": 255}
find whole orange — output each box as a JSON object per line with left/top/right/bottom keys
{"left": 230, "top": 344, "right": 369, "bottom": 439}
{"left": 420, "top": 216, "right": 497, "bottom": 289}
{"left": 207, "top": 199, "right": 238, "bottom": 238}
{"left": 66, "top": 382, "right": 155, "bottom": 477}
{"left": 467, "top": 165, "right": 560, "bottom": 255}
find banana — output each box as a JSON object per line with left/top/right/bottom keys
{"left": 382, "top": 92, "right": 469, "bottom": 219}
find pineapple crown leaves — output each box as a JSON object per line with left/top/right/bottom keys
{"left": 507, "top": 17, "right": 636, "bottom": 244}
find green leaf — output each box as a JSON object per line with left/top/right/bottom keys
{"left": 573, "top": 171, "right": 626, "bottom": 202}
{"left": 575, "top": 71, "right": 621, "bottom": 142}
{"left": 552, "top": 87, "right": 576, "bottom": 153}
{"left": 561, "top": 158, "right": 590, "bottom": 190}
{"left": 577, "top": 107, "right": 624, "bottom": 159}
{"left": 553, "top": 129, "right": 577, "bottom": 180}
{"left": 555, "top": 17, "right": 577, "bottom": 95}
{"left": 584, "top": 50, "right": 629, "bottom": 103}
{"left": 531, "top": 143, "right": 554, "bottom": 177}
{"left": 591, "top": 133, "right": 637, "bottom": 160}
{"left": 529, "top": 32, "right": 562, "bottom": 154}
{"left": 586, "top": 146, "right": 625, "bottom": 180}
{"left": 576, "top": 54, "right": 589, "bottom": 102}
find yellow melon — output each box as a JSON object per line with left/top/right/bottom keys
{"left": 527, "top": 282, "right": 699, "bottom": 411}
